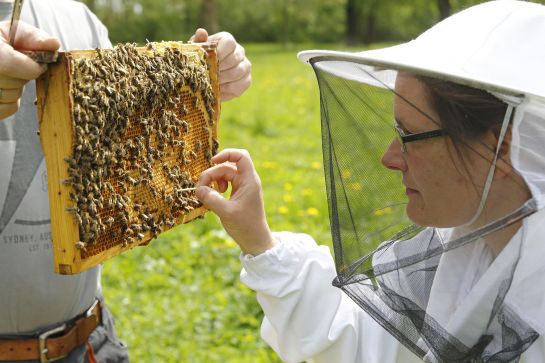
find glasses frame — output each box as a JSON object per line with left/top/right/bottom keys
{"left": 393, "top": 120, "right": 448, "bottom": 152}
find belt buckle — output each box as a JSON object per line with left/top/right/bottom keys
{"left": 85, "top": 298, "right": 99, "bottom": 318}
{"left": 38, "top": 323, "right": 67, "bottom": 363}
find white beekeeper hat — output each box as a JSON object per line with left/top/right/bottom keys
{"left": 298, "top": 0, "right": 545, "bottom": 100}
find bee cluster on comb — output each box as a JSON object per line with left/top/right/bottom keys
{"left": 37, "top": 42, "right": 220, "bottom": 274}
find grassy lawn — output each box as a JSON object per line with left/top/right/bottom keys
{"left": 102, "top": 43, "right": 332, "bottom": 362}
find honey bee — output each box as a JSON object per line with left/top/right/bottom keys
{"left": 75, "top": 241, "right": 87, "bottom": 252}
{"left": 130, "top": 224, "right": 142, "bottom": 232}
{"left": 65, "top": 207, "right": 78, "bottom": 214}
{"left": 74, "top": 213, "right": 83, "bottom": 226}
{"left": 127, "top": 176, "right": 138, "bottom": 186}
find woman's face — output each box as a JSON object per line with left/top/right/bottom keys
{"left": 381, "top": 73, "right": 490, "bottom": 227}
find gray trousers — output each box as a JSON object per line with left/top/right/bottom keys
{"left": 0, "top": 302, "right": 129, "bottom": 363}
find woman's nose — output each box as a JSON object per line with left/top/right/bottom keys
{"left": 381, "top": 138, "right": 407, "bottom": 172}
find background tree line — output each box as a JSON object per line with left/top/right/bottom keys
{"left": 82, "top": 0, "right": 545, "bottom": 45}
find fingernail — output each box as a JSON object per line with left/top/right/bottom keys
{"left": 196, "top": 186, "right": 206, "bottom": 200}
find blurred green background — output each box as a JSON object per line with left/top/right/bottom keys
{"left": 81, "top": 0, "right": 545, "bottom": 361}
{"left": 80, "top": 0, "right": 545, "bottom": 45}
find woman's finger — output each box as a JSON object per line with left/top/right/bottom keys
{"left": 217, "top": 179, "right": 229, "bottom": 193}
{"left": 210, "top": 149, "right": 256, "bottom": 177}
{"left": 197, "top": 162, "right": 238, "bottom": 187}
{"left": 196, "top": 185, "right": 230, "bottom": 215}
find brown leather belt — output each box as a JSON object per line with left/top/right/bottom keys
{"left": 0, "top": 300, "right": 102, "bottom": 362}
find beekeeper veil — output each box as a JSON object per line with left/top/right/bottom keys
{"left": 299, "top": 1, "right": 545, "bottom": 361}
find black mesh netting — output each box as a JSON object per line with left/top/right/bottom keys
{"left": 311, "top": 58, "right": 539, "bottom": 362}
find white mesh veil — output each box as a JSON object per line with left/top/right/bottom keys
{"left": 298, "top": 1, "right": 545, "bottom": 361}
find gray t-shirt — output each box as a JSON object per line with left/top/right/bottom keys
{"left": 0, "top": 0, "right": 111, "bottom": 334}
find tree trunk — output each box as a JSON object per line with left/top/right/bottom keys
{"left": 199, "top": 0, "right": 219, "bottom": 34}
{"left": 346, "top": 0, "right": 359, "bottom": 45}
{"left": 437, "top": 0, "right": 451, "bottom": 20}
{"left": 362, "top": 13, "right": 375, "bottom": 45}
{"left": 282, "top": 0, "right": 289, "bottom": 46}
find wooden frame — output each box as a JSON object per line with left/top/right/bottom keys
{"left": 36, "top": 42, "right": 220, "bottom": 274}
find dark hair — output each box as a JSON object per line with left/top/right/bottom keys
{"left": 416, "top": 75, "right": 510, "bottom": 175}
{"left": 417, "top": 76, "right": 508, "bottom": 141}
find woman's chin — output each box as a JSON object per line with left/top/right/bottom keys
{"left": 406, "top": 208, "right": 428, "bottom": 226}
{"left": 406, "top": 201, "right": 442, "bottom": 227}
{"left": 406, "top": 203, "right": 469, "bottom": 228}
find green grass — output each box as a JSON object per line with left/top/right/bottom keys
{"left": 102, "top": 43, "right": 333, "bottom": 362}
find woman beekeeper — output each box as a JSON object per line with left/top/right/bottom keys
{"left": 196, "top": 1, "right": 545, "bottom": 362}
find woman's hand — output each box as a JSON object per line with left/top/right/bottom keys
{"left": 196, "top": 149, "right": 277, "bottom": 256}
{"left": 0, "top": 21, "right": 60, "bottom": 120}
{"left": 191, "top": 28, "right": 251, "bottom": 101}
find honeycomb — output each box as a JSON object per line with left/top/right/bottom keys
{"left": 36, "top": 42, "right": 219, "bottom": 274}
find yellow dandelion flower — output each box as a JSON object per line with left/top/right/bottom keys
{"left": 283, "top": 194, "right": 293, "bottom": 203}
{"left": 284, "top": 183, "right": 293, "bottom": 191}
{"left": 306, "top": 207, "right": 319, "bottom": 216}
{"left": 373, "top": 207, "right": 393, "bottom": 216}
{"left": 302, "top": 188, "right": 313, "bottom": 196}
{"left": 278, "top": 206, "right": 289, "bottom": 214}
{"left": 349, "top": 182, "right": 363, "bottom": 191}
{"left": 311, "top": 161, "right": 322, "bottom": 169}
{"left": 262, "top": 161, "right": 278, "bottom": 169}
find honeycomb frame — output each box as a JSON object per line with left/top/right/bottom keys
{"left": 36, "top": 42, "right": 220, "bottom": 275}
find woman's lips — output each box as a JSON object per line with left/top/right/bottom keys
{"left": 402, "top": 178, "right": 418, "bottom": 195}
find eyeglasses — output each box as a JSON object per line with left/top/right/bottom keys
{"left": 393, "top": 120, "right": 448, "bottom": 153}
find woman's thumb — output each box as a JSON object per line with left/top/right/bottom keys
{"left": 196, "top": 186, "right": 227, "bottom": 215}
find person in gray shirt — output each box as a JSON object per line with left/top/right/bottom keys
{"left": 0, "top": 0, "right": 251, "bottom": 361}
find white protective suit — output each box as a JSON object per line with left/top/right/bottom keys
{"left": 241, "top": 212, "right": 545, "bottom": 363}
